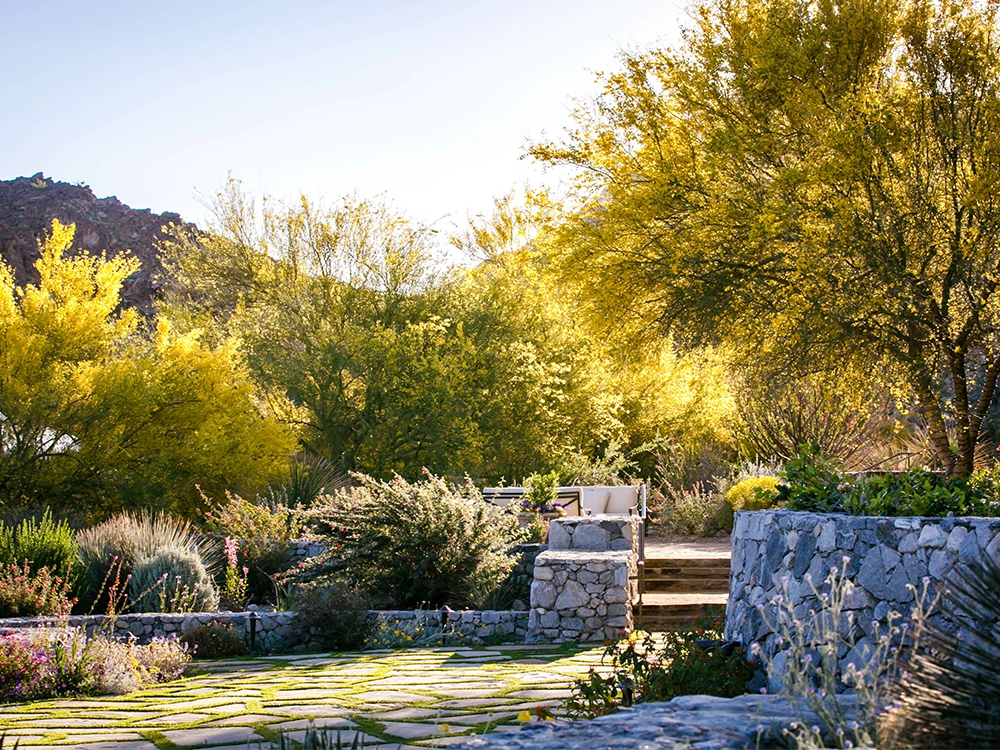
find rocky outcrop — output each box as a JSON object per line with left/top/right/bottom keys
{"left": 0, "top": 173, "right": 196, "bottom": 315}
{"left": 460, "top": 694, "right": 860, "bottom": 750}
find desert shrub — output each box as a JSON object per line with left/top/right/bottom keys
{"left": 775, "top": 444, "right": 1000, "bottom": 517}
{"left": 129, "top": 544, "right": 220, "bottom": 613}
{"left": 0, "top": 629, "right": 190, "bottom": 702}
{"left": 880, "top": 555, "right": 1000, "bottom": 749}
{"left": 181, "top": 623, "right": 249, "bottom": 658}
{"left": 566, "top": 627, "right": 754, "bottom": 718}
{"left": 301, "top": 472, "right": 526, "bottom": 608}
{"left": 293, "top": 582, "right": 373, "bottom": 651}
{"left": 725, "top": 476, "right": 780, "bottom": 511}
{"left": 202, "top": 491, "right": 301, "bottom": 604}
{"left": 521, "top": 471, "right": 561, "bottom": 513}
{"left": 0, "top": 632, "right": 51, "bottom": 701}
{"left": 201, "top": 490, "right": 303, "bottom": 541}
{"left": 660, "top": 483, "right": 734, "bottom": 536}
{"left": 0, "top": 561, "right": 76, "bottom": 617}
{"left": 755, "top": 558, "right": 929, "bottom": 749}
{"left": 75, "top": 511, "right": 218, "bottom": 612}
{"left": 0, "top": 508, "right": 77, "bottom": 579}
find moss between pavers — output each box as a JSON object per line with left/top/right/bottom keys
{"left": 2, "top": 645, "right": 605, "bottom": 748}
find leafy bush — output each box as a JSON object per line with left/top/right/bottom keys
{"left": 566, "top": 627, "right": 755, "bottom": 718}
{"left": 0, "top": 561, "right": 76, "bottom": 617}
{"left": 660, "top": 483, "right": 734, "bottom": 536}
{"left": 0, "top": 629, "right": 190, "bottom": 702}
{"left": 302, "top": 472, "right": 526, "bottom": 608}
{"left": 201, "top": 489, "right": 303, "bottom": 541}
{"left": 777, "top": 445, "right": 1000, "bottom": 517}
{"left": 75, "top": 511, "right": 218, "bottom": 613}
{"left": 725, "top": 476, "right": 780, "bottom": 511}
{"left": 293, "top": 582, "right": 373, "bottom": 651}
{"left": 181, "top": 623, "right": 249, "bottom": 659}
{"left": 129, "top": 545, "right": 220, "bottom": 613}
{"left": 522, "top": 471, "right": 561, "bottom": 513}
{"left": 201, "top": 491, "right": 301, "bottom": 604}
{"left": 0, "top": 508, "right": 78, "bottom": 578}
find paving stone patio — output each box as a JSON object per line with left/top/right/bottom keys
{"left": 0, "top": 645, "right": 606, "bottom": 750}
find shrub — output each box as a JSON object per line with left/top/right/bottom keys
{"left": 0, "top": 629, "right": 190, "bottom": 702}
{"left": 0, "top": 561, "right": 75, "bottom": 617}
{"left": 181, "top": 623, "right": 249, "bottom": 658}
{"left": 0, "top": 632, "right": 51, "bottom": 701}
{"left": 661, "top": 483, "right": 733, "bottom": 536}
{"left": 522, "top": 471, "right": 561, "bottom": 513}
{"left": 294, "top": 582, "right": 373, "bottom": 651}
{"left": 725, "top": 476, "right": 780, "bottom": 511}
{"left": 302, "top": 472, "right": 526, "bottom": 608}
{"left": 201, "top": 490, "right": 302, "bottom": 541}
{"left": 129, "top": 545, "right": 220, "bottom": 613}
{"left": 0, "top": 508, "right": 78, "bottom": 578}
{"left": 880, "top": 555, "right": 1000, "bottom": 749}
{"left": 201, "top": 492, "right": 301, "bottom": 605}
{"left": 75, "top": 511, "right": 218, "bottom": 613}
{"left": 777, "top": 444, "right": 1000, "bottom": 517}
{"left": 566, "top": 627, "right": 755, "bottom": 718}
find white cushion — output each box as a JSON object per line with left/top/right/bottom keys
{"left": 605, "top": 486, "right": 638, "bottom": 514}
{"left": 581, "top": 490, "right": 609, "bottom": 515}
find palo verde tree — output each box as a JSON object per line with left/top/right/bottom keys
{"left": 0, "top": 220, "right": 294, "bottom": 519}
{"left": 533, "top": 0, "right": 1000, "bottom": 475}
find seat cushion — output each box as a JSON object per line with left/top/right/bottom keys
{"left": 605, "top": 486, "right": 638, "bottom": 514}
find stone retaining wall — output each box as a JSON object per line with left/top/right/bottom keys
{"left": 0, "top": 608, "right": 530, "bottom": 653}
{"left": 725, "top": 510, "right": 1000, "bottom": 683}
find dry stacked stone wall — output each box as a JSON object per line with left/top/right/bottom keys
{"left": 726, "top": 510, "right": 1000, "bottom": 686}
{"left": 528, "top": 515, "right": 638, "bottom": 642}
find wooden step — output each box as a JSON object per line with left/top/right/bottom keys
{"left": 635, "top": 593, "right": 729, "bottom": 630}
{"left": 642, "top": 556, "right": 731, "bottom": 594}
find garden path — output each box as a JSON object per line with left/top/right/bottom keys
{"left": 0, "top": 645, "right": 606, "bottom": 750}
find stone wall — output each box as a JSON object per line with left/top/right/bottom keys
{"left": 0, "top": 608, "right": 530, "bottom": 653}
{"left": 527, "top": 515, "right": 637, "bottom": 642}
{"left": 726, "top": 510, "right": 1000, "bottom": 683}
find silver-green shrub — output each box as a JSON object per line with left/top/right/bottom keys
{"left": 129, "top": 544, "right": 219, "bottom": 613}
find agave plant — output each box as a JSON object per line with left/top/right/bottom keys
{"left": 881, "top": 553, "right": 1000, "bottom": 748}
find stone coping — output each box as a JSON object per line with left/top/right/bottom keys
{"left": 534, "top": 550, "right": 632, "bottom": 564}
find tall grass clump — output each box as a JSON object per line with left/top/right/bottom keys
{"left": 75, "top": 511, "right": 218, "bottom": 612}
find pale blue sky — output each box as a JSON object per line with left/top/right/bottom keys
{"left": 2, "top": 1, "right": 686, "bottom": 231}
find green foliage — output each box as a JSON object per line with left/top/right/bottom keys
{"left": 201, "top": 490, "right": 303, "bottom": 541}
{"left": 303, "top": 473, "right": 527, "bottom": 608}
{"left": 659, "top": 483, "right": 734, "bottom": 536}
{"left": 293, "top": 582, "right": 373, "bottom": 651}
{"left": 0, "top": 219, "right": 295, "bottom": 520}
{"left": 129, "top": 544, "right": 219, "bottom": 614}
{"left": 75, "top": 511, "right": 218, "bottom": 613}
{"left": 0, "top": 507, "right": 77, "bottom": 578}
{"left": 181, "top": 623, "right": 248, "bottom": 659}
{"left": 0, "top": 561, "right": 75, "bottom": 617}
{"left": 566, "top": 628, "right": 755, "bottom": 718}
{"left": 778, "top": 445, "right": 1000, "bottom": 517}
{"left": 725, "top": 476, "right": 780, "bottom": 512}
{"left": 521, "top": 471, "right": 560, "bottom": 512}
{"left": 0, "top": 630, "right": 190, "bottom": 702}
{"left": 532, "top": 0, "right": 1000, "bottom": 478}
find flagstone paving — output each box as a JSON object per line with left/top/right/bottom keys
{"left": 0, "top": 644, "right": 608, "bottom": 750}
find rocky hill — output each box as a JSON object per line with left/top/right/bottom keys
{"left": 0, "top": 173, "right": 195, "bottom": 315}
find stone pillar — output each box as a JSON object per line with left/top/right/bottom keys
{"left": 527, "top": 515, "right": 637, "bottom": 642}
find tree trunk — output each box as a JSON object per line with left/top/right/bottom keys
{"left": 914, "top": 376, "right": 956, "bottom": 476}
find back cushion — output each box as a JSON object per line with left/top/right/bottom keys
{"left": 581, "top": 490, "right": 609, "bottom": 515}
{"left": 605, "top": 486, "right": 638, "bottom": 514}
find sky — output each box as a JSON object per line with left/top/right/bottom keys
{"left": 2, "top": 1, "right": 687, "bottom": 234}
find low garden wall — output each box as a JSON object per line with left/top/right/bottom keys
{"left": 0, "top": 608, "right": 530, "bottom": 653}
{"left": 725, "top": 510, "right": 1000, "bottom": 681}
{"left": 528, "top": 515, "right": 638, "bottom": 642}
